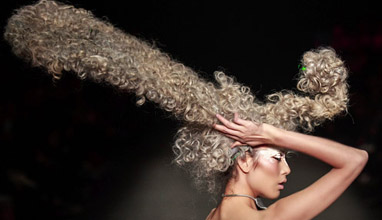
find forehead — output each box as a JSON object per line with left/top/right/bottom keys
{"left": 256, "top": 147, "right": 284, "bottom": 156}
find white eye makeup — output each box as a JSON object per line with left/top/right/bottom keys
{"left": 256, "top": 148, "right": 286, "bottom": 164}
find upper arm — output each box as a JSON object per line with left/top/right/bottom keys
{"left": 263, "top": 150, "right": 368, "bottom": 220}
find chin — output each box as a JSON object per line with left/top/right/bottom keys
{"left": 263, "top": 191, "right": 280, "bottom": 199}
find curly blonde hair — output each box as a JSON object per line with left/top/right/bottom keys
{"left": 4, "top": 0, "right": 349, "bottom": 193}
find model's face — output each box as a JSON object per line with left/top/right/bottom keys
{"left": 248, "top": 147, "right": 291, "bottom": 199}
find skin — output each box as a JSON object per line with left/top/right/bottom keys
{"left": 246, "top": 147, "right": 291, "bottom": 199}
{"left": 206, "top": 113, "right": 368, "bottom": 220}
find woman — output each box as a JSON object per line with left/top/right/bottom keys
{"left": 205, "top": 113, "right": 368, "bottom": 220}
{"left": 5, "top": 1, "right": 366, "bottom": 219}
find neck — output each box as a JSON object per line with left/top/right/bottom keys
{"left": 224, "top": 175, "right": 258, "bottom": 198}
{"left": 223, "top": 177, "right": 259, "bottom": 209}
{"left": 222, "top": 194, "right": 267, "bottom": 210}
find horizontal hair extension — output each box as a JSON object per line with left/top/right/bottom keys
{"left": 4, "top": 0, "right": 349, "bottom": 193}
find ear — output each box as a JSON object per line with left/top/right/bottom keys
{"left": 237, "top": 153, "right": 255, "bottom": 174}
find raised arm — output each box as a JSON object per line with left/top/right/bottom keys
{"left": 213, "top": 113, "right": 368, "bottom": 220}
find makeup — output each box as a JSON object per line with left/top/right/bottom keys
{"left": 256, "top": 148, "right": 286, "bottom": 164}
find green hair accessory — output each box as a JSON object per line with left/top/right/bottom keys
{"left": 232, "top": 152, "right": 241, "bottom": 161}
{"left": 298, "top": 64, "right": 307, "bottom": 71}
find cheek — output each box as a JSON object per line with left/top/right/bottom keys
{"left": 258, "top": 157, "right": 279, "bottom": 175}
{"left": 249, "top": 158, "right": 281, "bottom": 198}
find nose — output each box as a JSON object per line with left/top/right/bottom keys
{"left": 281, "top": 158, "right": 291, "bottom": 175}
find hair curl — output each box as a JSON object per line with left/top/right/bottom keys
{"left": 4, "top": 0, "right": 349, "bottom": 193}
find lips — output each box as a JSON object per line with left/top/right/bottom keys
{"left": 278, "top": 179, "right": 287, "bottom": 190}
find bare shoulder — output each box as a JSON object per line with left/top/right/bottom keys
{"left": 207, "top": 206, "right": 265, "bottom": 220}
{"left": 240, "top": 209, "right": 267, "bottom": 220}
{"left": 205, "top": 208, "right": 216, "bottom": 220}
{"left": 258, "top": 204, "right": 284, "bottom": 220}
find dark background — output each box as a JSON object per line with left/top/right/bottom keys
{"left": 1, "top": 0, "right": 381, "bottom": 219}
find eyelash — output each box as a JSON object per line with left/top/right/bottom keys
{"left": 273, "top": 156, "right": 282, "bottom": 162}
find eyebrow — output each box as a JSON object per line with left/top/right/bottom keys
{"left": 274, "top": 152, "right": 285, "bottom": 158}
{"left": 270, "top": 147, "right": 286, "bottom": 155}
{"left": 259, "top": 149, "right": 285, "bottom": 157}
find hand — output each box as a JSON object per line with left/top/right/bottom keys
{"left": 213, "top": 113, "right": 276, "bottom": 148}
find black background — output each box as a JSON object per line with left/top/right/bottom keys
{"left": 1, "top": 0, "right": 381, "bottom": 219}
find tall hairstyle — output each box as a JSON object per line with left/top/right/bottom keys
{"left": 4, "top": 0, "right": 349, "bottom": 193}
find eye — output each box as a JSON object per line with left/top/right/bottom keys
{"left": 286, "top": 151, "right": 297, "bottom": 159}
{"left": 272, "top": 156, "right": 282, "bottom": 162}
{"left": 272, "top": 153, "right": 284, "bottom": 162}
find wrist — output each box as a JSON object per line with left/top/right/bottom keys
{"left": 262, "top": 124, "right": 286, "bottom": 146}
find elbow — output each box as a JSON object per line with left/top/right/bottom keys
{"left": 358, "top": 149, "right": 369, "bottom": 166}
{"left": 351, "top": 148, "right": 369, "bottom": 169}
{"left": 339, "top": 148, "right": 368, "bottom": 179}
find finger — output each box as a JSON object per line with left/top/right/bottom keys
{"left": 212, "top": 126, "right": 242, "bottom": 141}
{"left": 233, "top": 113, "right": 239, "bottom": 122}
{"left": 231, "top": 141, "right": 246, "bottom": 149}
{"left": 232, "top": 113, "right": 244, "bottom": 126}
{"left": 220, "top": 132, "right": 246, "bottom": 142}
{"left": 225, "top": 134, "right": 244, "bottom": 143}
{"left": 213, "top": 124, "right": 243, "bottom": 137}
{"left": 233, "top": 113, "right": 253, "bottom": 126}
{"left": 232, "top": 113, "right": 248, "bottom": 125}
{"left": 216, "top": 114, "right": 242, "bottom": 131}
